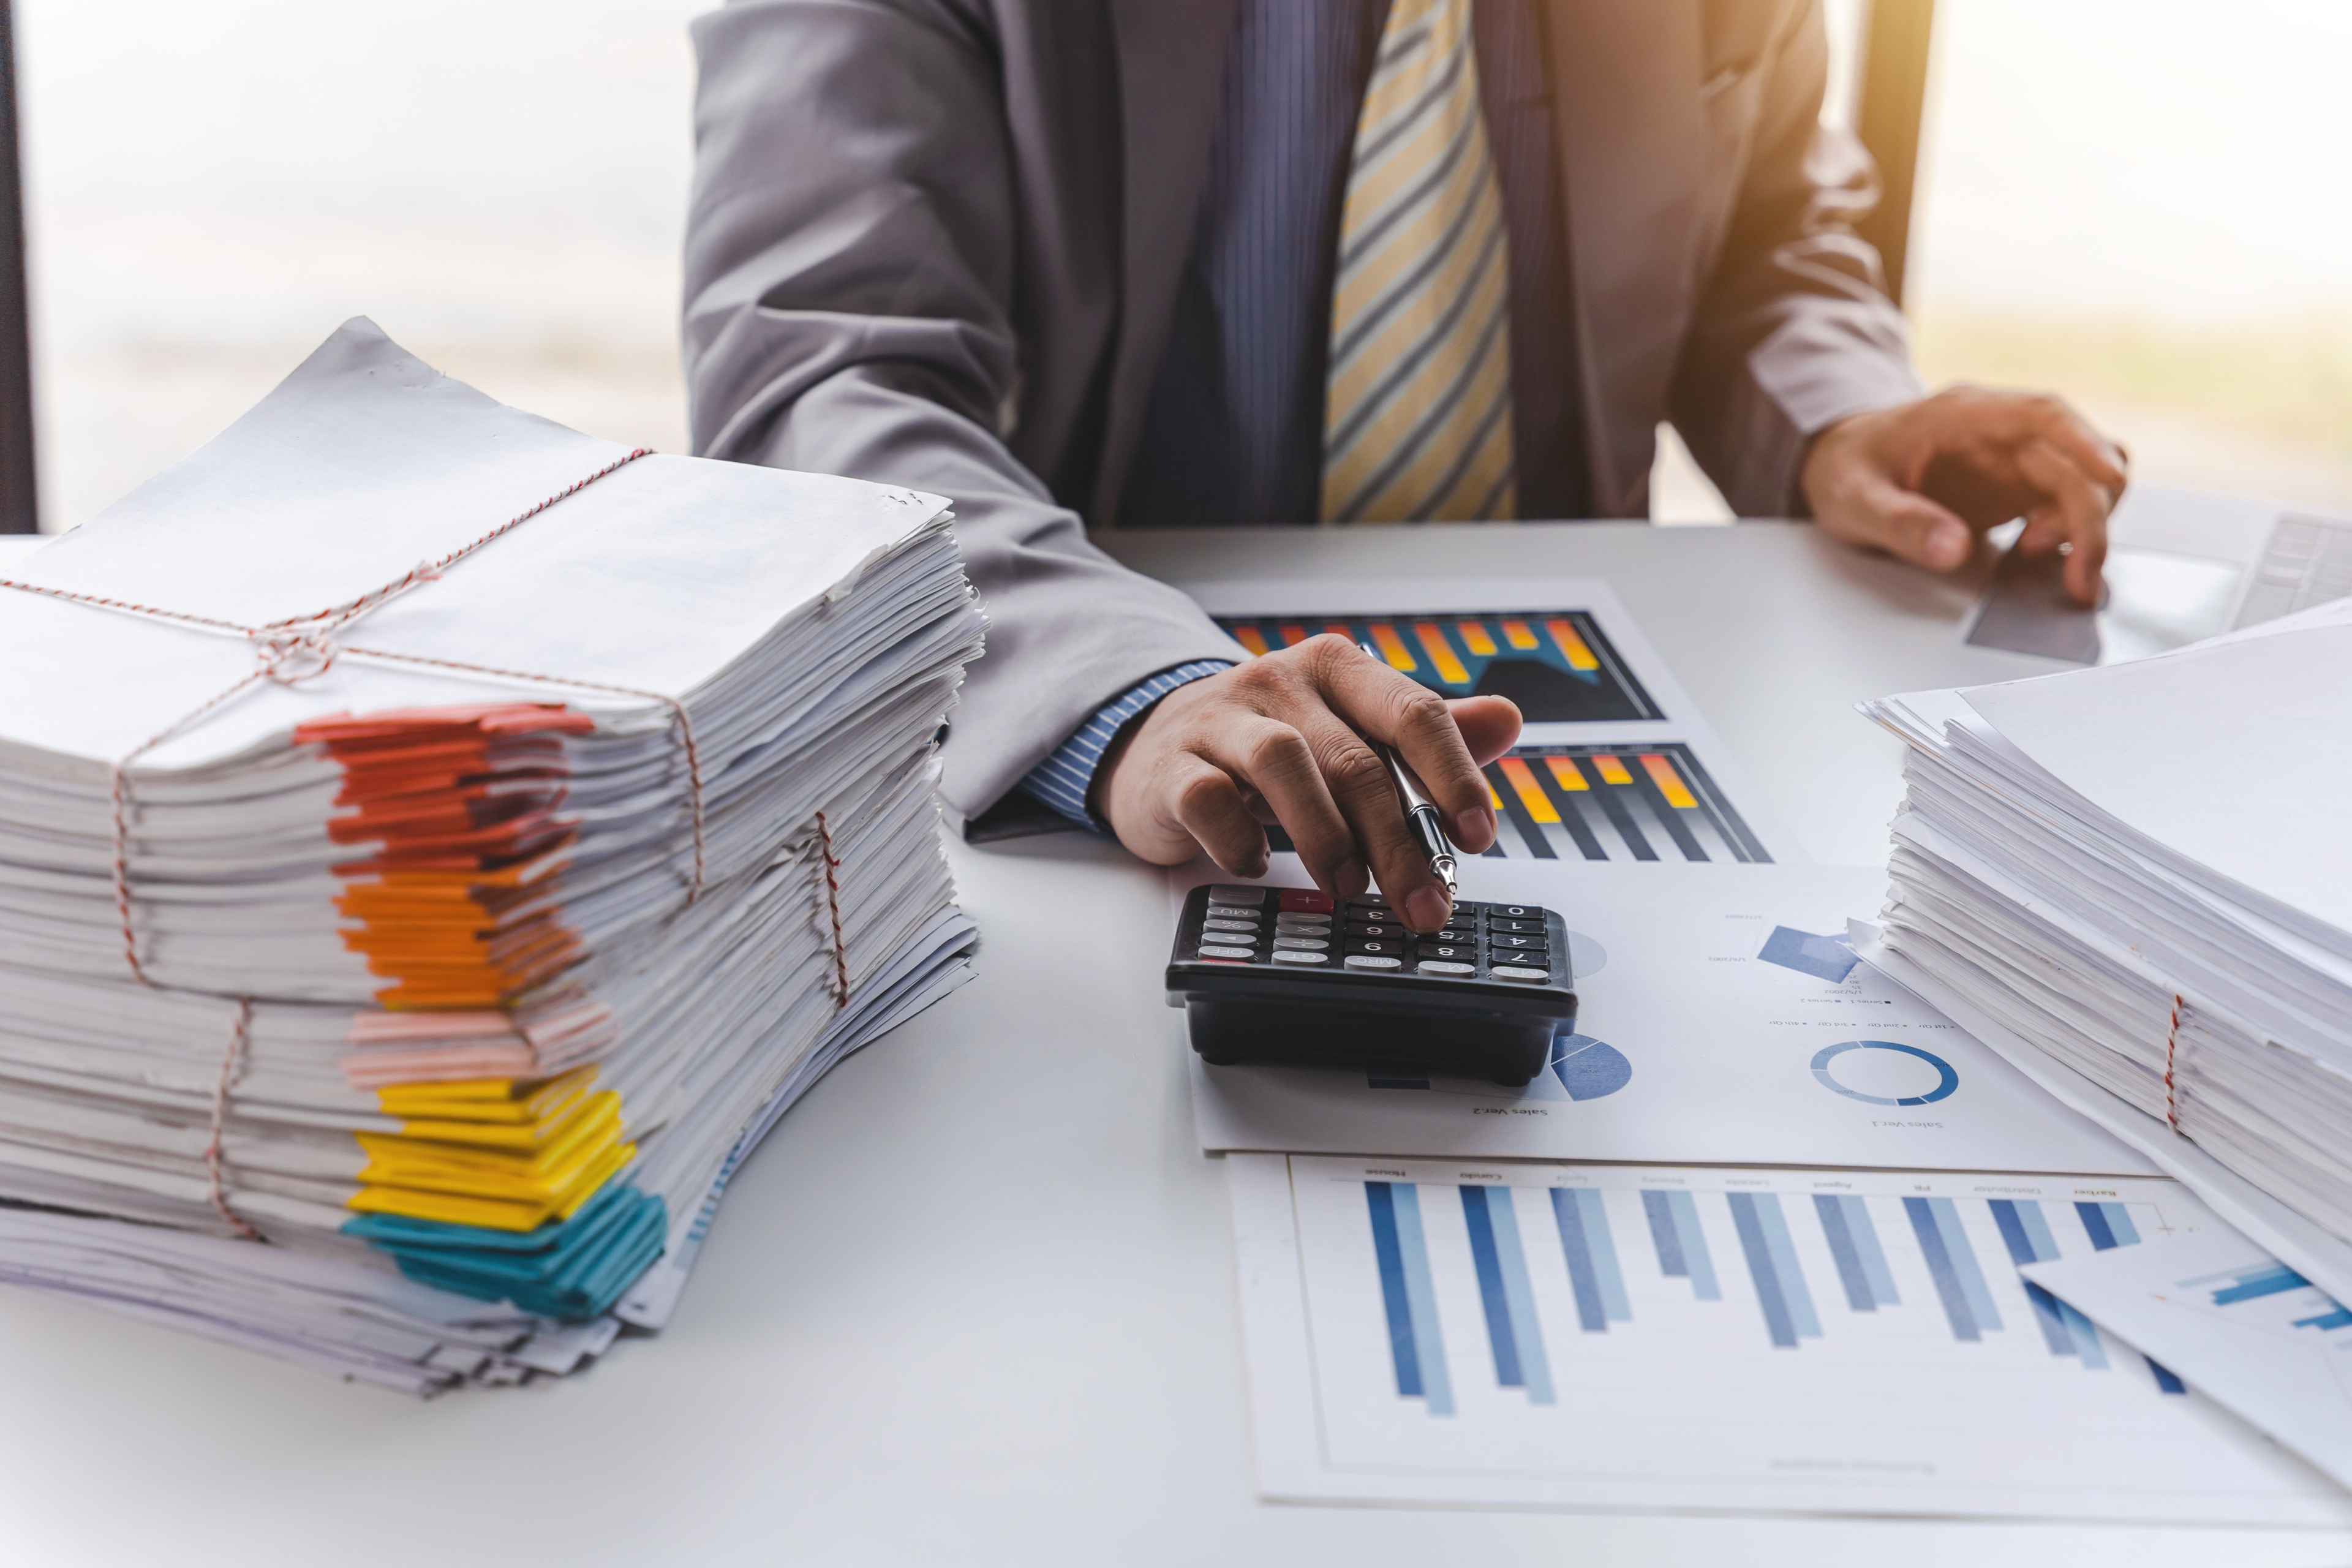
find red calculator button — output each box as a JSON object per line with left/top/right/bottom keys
{"left": 1278, "top": 889, "right": 1336, "bottom": 913}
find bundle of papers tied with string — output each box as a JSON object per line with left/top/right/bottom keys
{"left": 0, "top": 320, "right": 986, "bottom": 1390}
{"left": 1855, "top": 593, "right": 2352, "bottom": 1308}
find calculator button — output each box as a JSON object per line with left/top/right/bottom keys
{"left": 1490, "top": 918, "right": 1545, "bottom": 935}
{"left": 1201, "top": 931, "right": 1257, "bottom": 946}
{"left": 1273, "top": 937, "right": 1330, "bottom": 951}
{"left": 1344, "top": 899, "right": 1389, "bottom": 918}
{"left": 1490, "top": 904, "right": 1545, "bottom": 920}
{"left": 1489, "top": 933, "right": 1548, "bottom": 952}
{"left": 1197, "top": 945, "right": 1256, "bottom": 960}
{"left": 1491, "top": 965, "right": 1550, "bottom": 982}
{"left": 1279, "top": 889, "right": 1335, "bottom": 913}
{"left": 1202, "top": 918, "right": 1259, "bottom": 933}
{"left": 1344, "top": 938, "right": 1403, "bottom": 956}
{"left": 1344, "top": 954, "right": 1402, "bottom": 970}
{"left": 1430, "top": 926, "right": 1479, "bottom": 944}
{"left": 1416, "top": 960, "right": 1476, "bottom": 976}
{"left": 1415, "top": 943, "right": 1476, "bottom": 962}
{"left": 1273, "top": 949, "right": 1330, "bottom": 964}
{"left": 1274, "top": 914, "right": 1332, "bottom": 931}
{"left": 1208, "top": 886, "right": 1267, "bottom": 905}
{"left": 1206, "top": 904, "right": 1263, "bottom": 919}
{"left": 1345, "top": 920, "right": 1401, "bottom": 938}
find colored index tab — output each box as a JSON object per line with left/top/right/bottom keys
{"left": 1496, "top": 756, "right": 1561, "bottom": 823}
{"left": 1544, "top": 617, "right": 1600, "bottom": 670}
{"left": 1232, "top": 625, "right": 1272, "bottom": 657}
{"left": 1639, "top": 753, "right": 1698, "bottom": 808}
{"left": 1542, "top": 755, "right": 1588, "bottom": 791}
{"left": 1593, "top": 753, "right": 1634, "bottom": 785}
{"left": 1412, "top": 623, "right": 1470, "bottom": 685}
{"left": 1455, "top": 620, "right": 1498, "bottom": 655}
{"left": 1370, "top": 622, "right": 1417, "bottom": 671}
{"left": 1500, "top": 618, "right": 1540, "bottom": 650}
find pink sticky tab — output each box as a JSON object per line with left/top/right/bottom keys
{"left": 1278, "top": 889, "right": 1335, "bottom": 913}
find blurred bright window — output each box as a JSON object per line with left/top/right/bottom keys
{"left": 22, "top": 0, "right": 2352, "bottom": 531}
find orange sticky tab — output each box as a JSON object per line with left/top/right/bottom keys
{"left": 1412, "top": 623, "right": 1469, "bottom": 685}
{"left": 1496, "top": 756, "right": 1561, "bottom": 823}
{"left": 1543, "top": 755, "right": 1589, "bottom": 791}
{"left": 1641, "top": 753, "right": 1698, "bottom": 808}
{"left": 1545, "top": 617, "right": 1599, "bottom": 671}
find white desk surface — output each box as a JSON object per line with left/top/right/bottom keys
{"left": 1, "top": 521, "right": 2343, "bottom": 1567}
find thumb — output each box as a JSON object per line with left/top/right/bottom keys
{"left": 1828, "top": 472, "right": 1975, "bottom": 573}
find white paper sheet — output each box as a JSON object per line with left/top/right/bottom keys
{"left": 2024, "top": 1231, "right": 2352, "bottom": 1490}
{"left": 1186, "top": 862, "right": 2153, "bottom": 1175}
{"left": 1228, "top": 1151, "right": 2352, "bottom": 1521}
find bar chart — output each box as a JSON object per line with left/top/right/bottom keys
{"left": 1479, "top": 744, "right": 1770, "bottom": 864}
{"left": 1213, "top": 611, "right": 1660, "bottom": 723}
{"left": 1234, "top": 1156, "right": 2352, "bottom": 1519}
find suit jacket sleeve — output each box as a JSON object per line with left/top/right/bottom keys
{"left": 1667, "top": 0, "right": 1926, "bottom": 518}
{"left": 682, "top": 0, "right": 1245, "bottom": 828}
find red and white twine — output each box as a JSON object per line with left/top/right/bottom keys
{"left": 813, "top": 811, "right": 851, "bottom": 1010}
{"left": 0, "top": 447, "right": 737, "bottom": 1238}
{"left": 2162, "top": 992, "right": 2184, "bottom": 1132}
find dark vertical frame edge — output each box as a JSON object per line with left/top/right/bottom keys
{"left": 1853, "top": 0, "right": 1937, "bottom": 311}
{"left": 0, "top": 0, "right": 32, "bottom": 532}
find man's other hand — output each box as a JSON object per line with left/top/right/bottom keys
{"left": 1801, "top": 386, "right": 2130, "bottom": 606}
{"left": 1095, "top": 636, "right": 1521, "bottom": 932}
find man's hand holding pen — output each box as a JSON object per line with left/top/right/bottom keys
{"left": 1092, "top": 634, "right": 1521, "bottom": 933}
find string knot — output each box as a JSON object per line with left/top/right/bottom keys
{"left": 254, "top": 629, "right": 342, "bottom": 684}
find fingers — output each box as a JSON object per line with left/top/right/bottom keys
{"left": 1822, "top": 467, "right": 1976, "bottom": 572}
{"left": 1314, "top": 641, "right": 1499, "bottom": 848}
{"left": 2014, "top": 437, "right": 2114, "bottom": 605}
{"left": 1207, "top": 715, "right": 1368, "bottom": 899}
{"left": 1284, "top": 705, "right": 1453, "bottom": 929}
{"left": 1160, "top": 752, "right": 1270, "bottom": 876}
{"left": 1446, "top": 695, "right": 1522, "bottom": 767}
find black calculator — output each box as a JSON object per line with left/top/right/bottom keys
{"left": 1166, "top": 884, "right": 1577, "bottom": 1087}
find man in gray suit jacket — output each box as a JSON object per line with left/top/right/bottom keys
{"left": 683, "top": 0, "right": 2125, "bottom": 933}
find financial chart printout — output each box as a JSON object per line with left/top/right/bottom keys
{"left": 1213, "top": 611, "right": 1659, "bottom": 723}
{"left": 1229, "top": 1154, "right": 2352, "bottom": 1522}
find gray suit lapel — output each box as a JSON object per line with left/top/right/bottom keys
{"left": 1543, "top": 0, "right": 1705, "bottom": 512}
{"left": 1093, "top": 0, "right": 1241, "bottom": 524}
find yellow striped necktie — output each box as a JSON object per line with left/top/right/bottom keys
{"left": 1321, "top": 0, "right": 1515, "bottom": 523}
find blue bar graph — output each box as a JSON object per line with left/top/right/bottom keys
{"left": 2296, "top": 1306, "right": 2352, "bottom": 1332}
{"left": 1461, "top": 1187, "right": 1555, "bottom": 1403}
{"left": 2076, "top": 1200, "right": 2141, "bottom": 1250}
{"left": 1755, "top": 1193, "right": 1822, "bottom": 1339}
{"left": 1551, "top": 1188, "right": 1630, "bottom": 1333}
{"left": 2211, "top": 1262, "right": 2308, "bottom": 1305}
{"left": 1814, "top": 1194, "right": 1898, "bottom": 1312}
{"left": 1991, "top": 1198, "right": 2079, "bottom": 1358}
{"left": 1641, "top": 1189, "right": 1721, "bottom": 1302}
{"left": 1728, "top": 1193, "right": 1817, "bottom": 1348}
{"left": 2148, "top": 1359, "right": 2188, "bottom": 1393}
{"left": 1905, "top": 1196, "right": 2005, "bottom": 1341}
{"left": 1366, "top": 1183, "right": 1453, "bottom": 1414}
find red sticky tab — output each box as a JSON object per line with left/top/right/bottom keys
{"left": 1278, "top": 889, "right": 1335, "bottom": 913}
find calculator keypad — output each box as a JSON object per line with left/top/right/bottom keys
{"left": 1189, "top": 888, "right": 1555, "bottom": 981}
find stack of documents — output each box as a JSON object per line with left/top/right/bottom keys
{"left": 0, "top": 320, "right": 985, "bottom": 1389}
{"left": 1858, "top": 597, "right": 2352, "bottom": 1303}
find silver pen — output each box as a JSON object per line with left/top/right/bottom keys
{"left": 1358, "top": 641, "right": 1460, "bottom": 896}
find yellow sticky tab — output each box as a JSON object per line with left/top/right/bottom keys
{"left": 377, "top": 1065, "right": 597, "bottom": 1125}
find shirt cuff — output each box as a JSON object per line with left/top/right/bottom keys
{"left": 1017, "top": 660, "right": 1235, "bottom": 830}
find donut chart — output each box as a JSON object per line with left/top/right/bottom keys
{"left": 1810, "top": 1040, "right": 1958, "bottom": 1107}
